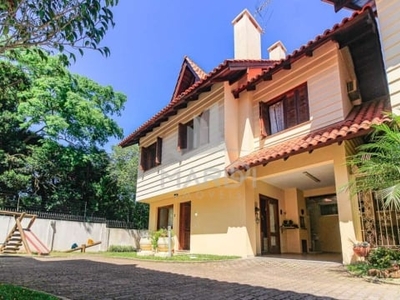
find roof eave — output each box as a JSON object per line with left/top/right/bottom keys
{"left": 226, "top": 97, "right": 390, "bottom": 175}
{"left": 322, "top": 0, "right": 375, "bottom": 12}
{"left": 226, "top": 128, "right": 372, "bottom": 175}
{"left": 232, "top": 6, "right": 375, "bottom": 98}
{"left": 119, "top": 60, "right": 276, "bottom": 147}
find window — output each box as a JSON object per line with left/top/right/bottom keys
{"left": 178, "top": 110, "right": 209, "bottom": 151}
{"left": 259, "top": 83, "right": 309, "bottom": 136}
{"left": 158, "top": 205, "right": 173, "bottom": 229}
{"left": 320, "top": 204, "right": 338, "bottom": 216}
{"left": 140, "top": 137, "right": 162, "bottom": 171}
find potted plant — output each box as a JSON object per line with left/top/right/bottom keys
{"left": 150, "top": 228, "right": 174, "bottom": 252}
{"left": 150, "top": 229, "right": 162, "bottom": 251}
{"left": 353, "top": 241, "right": 370, "bottom": 257}
{"left": 139, "top": 233, "right": 152, "bottom": 252}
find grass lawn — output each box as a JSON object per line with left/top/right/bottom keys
{"left": 49, "top": 251, "right": 240, "bottom": 262}
{"left": 0, "top": 283, "right": 59, "bottom": 300}
{"left": 103, "top": 251, "right": 241, "bottom": 261}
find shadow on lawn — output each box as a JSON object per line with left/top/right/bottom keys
{"left": 0, "top": 256, "right": 336, "bottom": 300}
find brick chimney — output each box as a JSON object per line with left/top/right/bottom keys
{"left": 232, "top": 9, "right": 262, "bottom": 59}
{"left": 268, "top": 41, "right": 287, "bottom": 60}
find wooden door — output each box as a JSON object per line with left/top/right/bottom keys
{"left": 260, "top": 195, "right": 280, "bottom": 254}
{"left": 179, "top": 201, "right": 191, "bottom": 250}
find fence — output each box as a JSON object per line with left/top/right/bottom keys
{"left": 0, "top": 209, "right": 148, "bottom": 252}
{"left": 358, "top": 191, "right": 400, "bottom": 247}
{"left": 1, "top": 207, "right": 141, "bottom": 228}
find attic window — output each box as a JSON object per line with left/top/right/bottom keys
{"left": 140, "top": 137, "right": 162, "bottom": 171}
{"left": 178, "top": 110, "right": 210, "bottom": 152}
{"left": 259, "top": 83, "right": 309, "bottom": 136}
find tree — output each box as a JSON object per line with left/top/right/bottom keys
{"left": 19, "top": 141, "right": 111, "bottom": 213}
{"left": 347, "top": 113, "right": 400, "bottom": 210}
{"left": 0, "top": 50, "right": 126, "bottom": 212}
{"left": 0, "top": 59, "right": 35, "bottom": 205}
{"left": 104, "top": 145, "right": 149, "bottom": 228}
{"left": 13, "top": 49, "right": 126, "bottom": 147}
{"left": 0, "top": 0, "right": 119, "bottom": 62}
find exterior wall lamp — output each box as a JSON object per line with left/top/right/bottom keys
{"left": 255, "top": 206, "right": 260, "bottom": 224}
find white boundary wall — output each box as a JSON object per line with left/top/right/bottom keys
{"left": 0, "top": 215, "right": 146, "bottom": 252}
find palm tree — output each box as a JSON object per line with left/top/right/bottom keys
{"left": 348, "top": 113, "right": 400, "bottom": 210}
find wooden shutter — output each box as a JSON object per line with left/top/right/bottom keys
{"left": 285, "top": 91, "right": 297, "bottom": 129}
{"left": 259, "top": 102, "right": 270, "bottom": 137}
{"left": 199, "top": 109, "right": 210, "bottom": 145}
{"left": 156, "top": 137, "right": 162, "bottom": 165}
{"left": 177, "top": 123, "right": 187, "bottom": 151}
{"left": 140, "top": 146, "right": 147, "bottom": 171}
{"left": 297, "top": 84, "right": 309, "bottom": 124}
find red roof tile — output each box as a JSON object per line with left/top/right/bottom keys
{"left": 185, "top": 56, "right": 207, "bottom": 80}
{"left": 232, "top": 5, "right": 375, "bottom": 98}
{"left": 226, "top": 98, "right": 390, "bottom": 175}
{"left": 119, "top": 59, "right": 275, "bottom": 147}
{"left": 170, "top": 56, "right": 207, "bottom": 101}
{"left": 120, "top": 5, "right": 375, "bottom": 148}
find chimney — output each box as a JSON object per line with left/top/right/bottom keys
{"left": 232, "top": 9, "right": 262, "bottom": 59}
{"left": 268, "top": 41, "right": 287, "bottom": 60}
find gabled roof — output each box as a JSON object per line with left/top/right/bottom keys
{"left": 120, "top": 59, "right": 275, "bottom": 147}
{"left": 232, "top": 6, "right": 375, "bottom": 98}
{"left": 185, "top": 56, "right": 207, "bottom": 80}
{"left": 226, "top": 98, "right": 390, "bottom": 175}
{"left": 120, "top": 6, "right": 376, "bottom": 148}
{"left": 170, "top": 56, "right": 207, "bottom": 101}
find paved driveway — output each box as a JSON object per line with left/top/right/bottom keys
{"left": 0, "top": 255, "right": 399, "bottom": 299}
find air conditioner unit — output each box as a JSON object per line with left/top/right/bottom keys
{"left": 346, "top": 79, "right": 361, "bottom": 104}
{"left": 346, "top": 79, "right": 357, "bottom": 94}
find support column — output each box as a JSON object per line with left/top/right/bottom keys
{"left": 333, "top": 144, "right": 357, "bottom": 264}
{"left": 244, "top": 176, "right": 258, "bottom": 257}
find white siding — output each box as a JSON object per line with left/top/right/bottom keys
{"left": 251, "top": 42, "right": 344, "bottom": 149}
{"left": 308, "top": 62, "right": 343, "bottom": 127}
{"left": 136, "top": 84, "right": 226, "bottom": 202}
{"left": 376, "top": 0, "right": 400, "bottom": 112}
{"left": 137, "top": 143, "right": 225, "bottom": 201}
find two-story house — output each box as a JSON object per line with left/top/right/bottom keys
{"left": 120, "top": 6, "right": 392, "bottom": 264}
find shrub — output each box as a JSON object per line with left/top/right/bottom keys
{"left": 149, "top": 228, "right": 174, "bottom": 250}
{"left": 150, "top": 229, "right": 165, "bottom": 250}
{"left": 108, "top": 245, "right": 136, "bottom": 252}
{"left": 347, "top": 262, "right": 370, "bottom": 276}
{"left": 367, "top": 247, "right": 400, "bottom": 269}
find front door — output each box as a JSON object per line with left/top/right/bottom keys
{"left": 179, "top": 201, "right": 191, "bottom": 250}
{"left": 260, "top": 195, "right": 280, "bottom": 254}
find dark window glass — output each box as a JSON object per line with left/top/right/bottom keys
{"left": 158, "top": 205, "right": 173, "bottom": 229}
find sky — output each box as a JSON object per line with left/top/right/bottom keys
{"left": 69, "top": 0, "right": 351, "bottom": 152}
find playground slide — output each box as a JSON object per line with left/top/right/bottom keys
{"left": 24, "top": 229, "right": 50, "bottom": 255}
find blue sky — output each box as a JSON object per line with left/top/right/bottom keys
{"left": 69, "top": 0, "right": 350, "bottom": 151}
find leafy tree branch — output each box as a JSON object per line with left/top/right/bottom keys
{"left": 347, "top": 113, "right": 400, "bottom": 210}
{"left": 0, "top": 0, "right": 119, "bottom": 62}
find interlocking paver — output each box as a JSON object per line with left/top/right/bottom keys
{"left": 0, "top": 255, "right": 399, "bottom": 300}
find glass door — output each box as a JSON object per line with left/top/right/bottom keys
{"left": 260, "top": 195, "right": 280, "bottom": 254}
